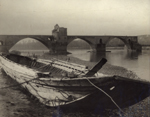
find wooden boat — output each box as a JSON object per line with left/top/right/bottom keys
{"left": 0, "top": 53, "right": 150, "bottom": 110}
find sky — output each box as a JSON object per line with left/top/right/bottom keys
{"left": 0, "top": 0, "right": 150, "bottom": 36}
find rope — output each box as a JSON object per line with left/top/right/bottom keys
{"left": 86, "top": 78, "right": 124, "bottom": 113}
{"left": 0, "top": 77, "right": 40, "bottom": 89}
{"left": 36, "top": 63, "right": 51, "bottom": 70}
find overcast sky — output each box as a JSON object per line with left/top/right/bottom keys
{"left": 0, "top": 0, "right": 149, "bottom": 36}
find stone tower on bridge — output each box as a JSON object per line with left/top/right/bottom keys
{"left": 50, "top": 24, "right": 68, "bottom": 54}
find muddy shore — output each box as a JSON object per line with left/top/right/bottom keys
{"left": 0, "top": 53, "right": 150, "bottom": 117}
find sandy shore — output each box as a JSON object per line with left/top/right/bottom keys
{"left": 0, "top": 53, "right": 150, "bottom": 117}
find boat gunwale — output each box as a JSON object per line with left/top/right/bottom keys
{"left": 0, "top": 55, "right": 38, "bottom": 72}
{"left": 1, "top": 54, "right": 149, "bottom": 84}
{"left": 0, "top": 55, "right": 87, "bottom": 75}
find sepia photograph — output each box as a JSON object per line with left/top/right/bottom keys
{"left": 0, "top": 0, "right": 150, "bottom": 116}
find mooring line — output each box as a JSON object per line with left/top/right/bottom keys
{"left": 0, "top": 77, "right": 40, "bottom": 89}
{"left": 86, "top": 78, "right": 124, "bottom": 113}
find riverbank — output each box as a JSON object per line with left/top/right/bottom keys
{"left": 0, "top": 53, "right": 150, "bottom": 117}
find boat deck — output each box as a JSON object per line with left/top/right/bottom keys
{"left": 5, "top": 54, "right": 87, "bottom": 78}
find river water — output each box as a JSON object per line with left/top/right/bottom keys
{"left": 67, "top": 48, "right": 150, "bottom": 81}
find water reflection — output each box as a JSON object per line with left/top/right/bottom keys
{"left": 68, "top": 49, "right": 141, "bottom": 62}
{"left": 18, "top": 49, "right": 141, "bottom": 62}
{"left": 89, "top": 52, "right": 106, "bottom": 62}
{"left": 125, "top": 51, "right": 140, "bottom": 59}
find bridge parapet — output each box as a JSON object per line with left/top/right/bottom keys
{"left": 0, "top": 24, "right": 142, "bottom": 54}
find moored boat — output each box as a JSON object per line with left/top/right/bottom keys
{"left": 0, "top": 53, "right": 150, "bottom": 110}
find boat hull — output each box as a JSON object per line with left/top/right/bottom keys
{"left": 0, "top": 55, "right": 150, "bottom": 110}
{"left": 60, "top": 77, "right": 150, "bottom": 110}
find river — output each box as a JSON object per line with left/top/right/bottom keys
{"left": 67, "top": 48, "right": 150, "bottom": 81}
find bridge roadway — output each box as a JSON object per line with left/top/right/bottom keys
{"left": 0, "top": 25, "right": 142, "bottom": 54}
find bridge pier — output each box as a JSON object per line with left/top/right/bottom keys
{"left": 48, "top": 42, "right": 68, "bottom": 54}
{"left": 128, "top": 38, "right": 142, "bottom": 52}
{"left": 129, "top": 43, "right": 142, "bottom": 52}
{"left": 133, "top": 43, "right": 142, "bottom": 52}
{"left": 91, "top": 44, "right": 106, "bottom": 53}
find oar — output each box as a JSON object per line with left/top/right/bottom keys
{"left": 84, "top": 58, "right": 107, "bottom": 77}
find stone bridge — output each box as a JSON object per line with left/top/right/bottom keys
{"left": 0, "top": 24, "right": 142, "bottom": 54}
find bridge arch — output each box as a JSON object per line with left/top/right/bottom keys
{"left": 105, "top": 37, "right": 131, "bottom": 49}
{"left": 10, "top": 38, "right": 49, "bottom": 51}
{"left": 68, "top": 37, "right": 93, "bottom": 45}
{"left": 67, "top": 38, "right": 92, "bottom": 50}
{"left": 67, "top": 37, "right": 96, "bottom": 51}
{"left": 12, "top": 38, "right": 49, "bottom": 49}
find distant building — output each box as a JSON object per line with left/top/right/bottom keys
{"left": 52, "top": 24, "right": 67, "bottom": 41}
